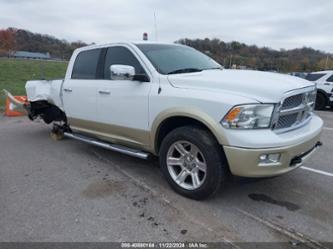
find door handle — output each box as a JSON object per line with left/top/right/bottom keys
{"left": 98, "top": 90, "right": 111, "bottom": 95}
{"left": 63, "top": 88, "right": 73, "bottom": 93}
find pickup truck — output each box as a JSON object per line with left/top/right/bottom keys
{"left": 19, "top": 42, "right": 323, "bottom": 200}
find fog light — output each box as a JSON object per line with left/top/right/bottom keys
{"left": 259, "top": 153, "right": 281, "bottom": 165}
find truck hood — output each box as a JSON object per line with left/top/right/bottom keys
{"left": 167, "top": 69, "right": 314, "bottom": 103}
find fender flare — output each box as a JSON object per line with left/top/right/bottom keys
{"left": 150, "top": 107, "right": 229, "bottom": 153}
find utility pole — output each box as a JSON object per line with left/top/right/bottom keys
{"left": 325, "top": 55, "right": 329, "bottom": 70}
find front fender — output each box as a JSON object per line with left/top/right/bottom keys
{"left": 150, "top": 107, "right": 230, "bottom": 153}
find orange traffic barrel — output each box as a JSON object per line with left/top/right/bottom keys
{"left": 4, "top": 96, "right": 27, "bottom": 117}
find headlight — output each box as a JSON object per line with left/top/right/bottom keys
{"left": 221, "top": 104, "right": 274, "bottom": 129}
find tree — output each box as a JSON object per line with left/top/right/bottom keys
{"left": 12, "top": 28, "right": 87, "bottom": 60}
{"left": 175, "top": 37, "right": 333, "bottom": 72}
{"left": 0, "top": 28, "right": 16, "bottom": 56}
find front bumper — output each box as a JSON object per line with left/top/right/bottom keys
{"left": 223, "top": 117, "right": 323, "bottom": 178}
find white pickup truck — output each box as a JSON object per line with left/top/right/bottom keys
{"left": 20, "top": 42, "right": 323, "bottom": 199}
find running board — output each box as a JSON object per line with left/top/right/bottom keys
{"left": 63, "top": 132, "right": 150, "bottom": 160}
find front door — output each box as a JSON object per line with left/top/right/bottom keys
{"left": 96, "top": 46, "right": 151, "bottom": 147}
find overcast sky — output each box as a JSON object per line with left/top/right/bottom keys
{"left": 0, "top": 0, "right": 332, "bottom": 53}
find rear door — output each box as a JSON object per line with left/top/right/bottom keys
{"left": 96, "top": 45, "right": 151, "bottom": 147}
{"left": 62, "top": 48, "right": 102, "bottom": 132}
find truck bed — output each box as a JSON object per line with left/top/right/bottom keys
{"left": 25, "top": 79, "right": 64, "bottom": 110}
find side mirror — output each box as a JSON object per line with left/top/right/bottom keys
{"left": 133, "top": 74, "right": 150, "bottom": 82}
{"left": 110, "top": 65, "right": 135, "bottom": 81}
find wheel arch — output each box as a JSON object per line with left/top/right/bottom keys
{"left": 151, "top": 108, "right": 228, "bottom": 154}
{"left": 28, "top": 100, "right": 67, "bottom": 124}
{"left": 316, "top": 89, "right": 329, "bottom": 109}
{"left": 317, "top": 89, "right": 329, "bottom": 99}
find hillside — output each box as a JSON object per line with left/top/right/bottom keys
{"left": 1, "top": 28, "right": 332, "bottom": 72}
{"left": 177, "top": 38, "right": 333, "bottom": 72}
{"left": 1, "top": 28, "right": 87, "bottom": 60}
{"left": 0, "top": 58, "right": 67, "bottom": 109}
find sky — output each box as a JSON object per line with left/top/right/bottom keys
{"left": 0, "top": 0, "right": 332, "bottom": 53}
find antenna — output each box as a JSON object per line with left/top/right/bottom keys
{"left": 154, "top": 12, "right": 158, "bottom": 41}
{"left": 152, "top": 11, "right": 161, "bottom": 94}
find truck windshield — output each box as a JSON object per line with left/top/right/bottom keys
{"left": 135, "top": 44, "right": 222, "bottom": 75}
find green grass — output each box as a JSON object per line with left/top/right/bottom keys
{"left": 0, "top": 58, "right": 68, "bottom": 110}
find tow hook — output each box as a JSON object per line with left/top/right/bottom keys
{"left": 290, "top": 141, "right": 323, "bottom": 166}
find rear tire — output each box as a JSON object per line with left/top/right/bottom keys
{"left": 159, "top": 126, "right": 228, "bottom": 200}
{"left": 315, "top": 92, "right": 327, "bottom": 110}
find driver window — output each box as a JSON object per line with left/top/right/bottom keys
{"left": 104, "top": 46, "right": 146, "bottom": 79}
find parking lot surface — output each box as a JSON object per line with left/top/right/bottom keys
{"left": 0, "top": 112, "right": 332, "bottom": 246}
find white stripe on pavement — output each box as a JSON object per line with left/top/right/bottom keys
{"left": 323, "top": 127, "right": 333, "bottom": 131}
{"left": 301, "top": 166, "right": 333, "bottom": 177}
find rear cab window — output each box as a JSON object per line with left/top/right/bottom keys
{"left": 72, "top": 49, "right": 102, "bottom": 79}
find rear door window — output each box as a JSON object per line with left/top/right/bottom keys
{"left": 305, "top": 73, "right": 326, "bottom": 82}
{"left": 326, "top": 74, "right": 333, "bottom": 82}
{"left": 72, "top": 49, "right": 102, "bottom": 79}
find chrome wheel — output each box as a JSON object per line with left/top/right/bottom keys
{"left": 166, "top": 141, "right": 207, "bottom": 190}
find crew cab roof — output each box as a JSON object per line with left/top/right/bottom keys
{"left": 74, "top": 41, "right": 180, "bottom": 52}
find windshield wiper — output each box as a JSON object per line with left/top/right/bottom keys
{"left": 202, "top": 67, "right": 223, "bottom": 71}
{"left": 167, "top": 68, "right": 203, "bottom": 75}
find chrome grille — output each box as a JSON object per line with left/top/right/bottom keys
{"left": 275, "top": 113, "right": 298, "bottom": 129}
{"left": 273, "top": 89, "right": 316, "bottom": 132}
{"left": 281, "top": 94, "right": 303, "bottom": 110}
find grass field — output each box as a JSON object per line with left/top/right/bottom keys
{"left": 0, "top": 58, "right": 68, "bottom": 110}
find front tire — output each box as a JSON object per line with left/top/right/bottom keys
{"left": 159, "top": 126, "right": 228, "bottom": 200}
{"left": 315, "top": 92, "right": 327, "bottom": 110}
